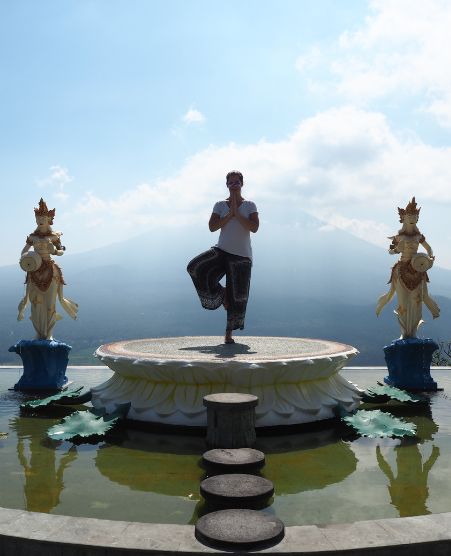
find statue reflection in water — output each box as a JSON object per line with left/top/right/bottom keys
{"left": 11, "top": 418, "right": 77, "bottom": 513}
{"left": 376, "top": 406, "right": 439, "bottom": 517}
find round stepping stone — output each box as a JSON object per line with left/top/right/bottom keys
{"left": 200, "top": 473, "right": 274, "bottom": 508}
{"left": 202, "top": 448, "right": 265, "bottom": 472}
{"left": 203, "top": 393, "right": 259, "bottom": 408}
{"left": 203, "top": 393, "right": 258, "bottom": 448}
{"left": 195, "top": 509, "right": 285, "bottom": 550}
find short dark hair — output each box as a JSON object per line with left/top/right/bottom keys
{"left": 226, "top": 171, "right": 243, "bottom": 184}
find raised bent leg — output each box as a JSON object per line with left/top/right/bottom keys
{"left": 187, "top": 248, "right": 226, "bottom": 310}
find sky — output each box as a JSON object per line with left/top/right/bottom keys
{"left": 2, "top": 0, "right": 451, "bottom": 268}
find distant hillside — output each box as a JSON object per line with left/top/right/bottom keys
{"left": 1, "top": 211, "right": 450, "bottom": 365}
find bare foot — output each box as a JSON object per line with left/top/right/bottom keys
{"left": 224, "top": 330, "right": 234, "bottom": 344}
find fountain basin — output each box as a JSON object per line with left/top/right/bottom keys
{"left": 93, "top": 336, "right": 361, "bottom": 426}
{"left": 1, "top": 366, "right": 450, "bottom": 535}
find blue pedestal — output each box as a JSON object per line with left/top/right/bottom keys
{"left": 383, "top": 338, "right": 438, "bottom": 391}
{"left": 9, "top": 339, "right": 71, "bottom": 391}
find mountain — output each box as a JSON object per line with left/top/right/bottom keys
{"left": 1, "top": 211, "right": 450, "bottom": 365}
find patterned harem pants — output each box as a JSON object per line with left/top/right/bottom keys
{"left": 187, "top": 247, "right": 252, "bottom": 331}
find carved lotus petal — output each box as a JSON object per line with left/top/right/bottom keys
{"left": 272, "top": 396, "right": 295, "bottom": 416}
{"left": 295, "top": 385, "right": 323, "bottom": 411}
{"left": 228, "top": 368, "right": 253, "bottom": 388}
{"left": 91, "top": 375, "right": 115, "bottom": 396}
{"left": 175, "top": 384, "right": 208, "bottom": 414}
{"left": 254, "top": 386, "right": 276, "bottom": 414}
{"left": 329, "top": 375, "right": 362, "bottom": 404}
{"left": 142, "top": 383, "right": 174, "bottom": 408}
{"left": 153, "top": 397, "right": 177, "bottom": 416}
{"left": 132, "top": 381, "right": 157, "bottom": 404}
{"left": 96, "top": 376, "right": 128, "bottom": 401}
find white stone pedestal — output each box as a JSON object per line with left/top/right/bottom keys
{"left": 92, "top": 336, "right": 361, "bottom": 427}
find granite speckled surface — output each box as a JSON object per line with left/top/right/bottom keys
{"left": 96, "top": 336, "right": 356, "bottom": 362}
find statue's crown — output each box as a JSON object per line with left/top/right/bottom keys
{"left": 398, "top": 196, "right": 420, "bottom": 222}
{"left": 34, "top": 198, "right": 55, "bottom": 221}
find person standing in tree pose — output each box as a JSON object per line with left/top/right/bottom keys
{"left": 187, "top": 171, "right": 259, "bottom": 344}
{"left": 18, "top": 198, "right": 78, "bottom": 340}
{"left": 376, "top": 197, "right": 439, "bottom": 338}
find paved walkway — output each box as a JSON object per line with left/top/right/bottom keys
{"left": 2, "top": 506, "right": 451, "bottom": 555}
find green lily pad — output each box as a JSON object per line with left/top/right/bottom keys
{"left": 363, "top": 384, "right": 425, "bottom": 404}
{"left": 342, "top": 409, "right": 417, "bottom": 438}
{"left": 22, "top": 387, "right": 84, "bottom": 409}
{"left": 47, "top": 403, "right": 130, "bottom": 442}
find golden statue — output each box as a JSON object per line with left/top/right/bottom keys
{"left": 376, "top": 197, "right": 439, "bottom": 338}
{"left": 17, "top": 198, "right": 78, "bottom": 339}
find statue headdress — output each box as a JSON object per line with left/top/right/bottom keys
{"left": 34, "top": 198, "right": 55, "bottom": 224}
{"left": 398, "top": 197, "right": 420, "bottom": 223}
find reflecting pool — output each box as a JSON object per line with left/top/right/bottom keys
{"left": 1, "top": 366, "right": 450, "bottom": 526}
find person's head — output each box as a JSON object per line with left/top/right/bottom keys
{"left": 226, "top": 171, "right": 243, "bottom": 192}
{"left": 398, "top": 197, "right": 420, "bottom": 225}
{"left": 403, "top": 213, "right": 419, "bottom": 226}
{"left": 398, "top": 196, "right": 420, "bottom": 233}
{"left": 34, "top": 198, "right": 55, "bottom": 229}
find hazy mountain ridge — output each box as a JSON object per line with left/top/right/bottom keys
{"left": 1, "top": 211, "right": 451, "bottom": 365}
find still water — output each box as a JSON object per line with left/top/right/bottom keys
{"left": 1, "top": 366, "right": 450, "bottom": 526}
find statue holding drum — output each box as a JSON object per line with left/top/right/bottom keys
{"left": 376, "top": 197, "right": 440, "bottom": 391}
{"left": 17, "top": 198, "right": 78, "bottom": 340}
{"left": 376, "top": 197, "right": 439, "bottom": 339}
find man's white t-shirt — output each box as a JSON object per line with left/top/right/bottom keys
{"left": 212, "top": 200, "right": 258, "bottom": 260}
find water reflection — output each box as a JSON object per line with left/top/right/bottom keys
{"left": 96, "top": 424, "right": 358, "bottom": 497}
{"left": 10, "top": 417, "right": 77, "bottom": 513}
{"left": 96, "top": 429, "right": 204, "bottom": 496}
{"left": 2, "top": 366, "right": 449, "bottom": 525}
{"left": 375, "top": 401, "right": 440, "bottom": 517}
{"left": 258, "top": 427, "right": 358, "bottom": 494}
{"left": 376, "top": 444, "right": 439, "bottom": 516}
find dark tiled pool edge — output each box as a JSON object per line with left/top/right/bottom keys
{"left": 2, "top": 507, "right": 451, "bottom": 555}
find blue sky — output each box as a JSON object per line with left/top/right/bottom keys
{"left": 2, "top": 0, "right": 451, "bottom": 267}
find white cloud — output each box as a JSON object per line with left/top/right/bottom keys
{"left": 67, "top": 106, "right": 451, "bottom": 265}
{"left": 54, "top": 191, "right": 69, "bottom": 202}
{"left": 37, "top": 165, "right": 73, "bottom": 203}
{"left": 295, "top": 46, "right": 322, "bottom": 72}
{"left": 182, "top": 107, "right": 206, "bottom": 124}
{"left": 37, "top": 165, "right": 73, "bottom": 187}
{"left": 316, "top": 213, "right": 392, "bottom": 248}
{"left": 296, "top": 0, "right": 451, "bottom": 128}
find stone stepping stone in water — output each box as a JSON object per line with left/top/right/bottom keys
{"left": 202, "top": 447, "right": 265, "bottom": 473}
{"left": 195, "top": 508, "right": 284, "bottom": 550}
{"left": 203, "top": 393, "right": 258, "bottom": 448}
{"left": 200, "top": 473, "right": 274, "bottom": 508}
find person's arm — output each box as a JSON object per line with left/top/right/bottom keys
{"left": 420, "top": 237, "right": 434, "bottom": 259}
{"left": 234, "top": 195, "right": 259, "bottom": 233}
{"left": 388, "top": 236, "right": 400, "bottom": 255}
{"left": 50, "top": 235, "right": 65, "bottom": 256}
{"left": 20, "top": 243, "right": 31, "bottom": 256}
{"left": 20, "top": 235, "right": 33, "bottom": 256}
{"left": 209, "top": 211, "right": 232, "bottom": 232}
{"left": 235, "top": 211, "right": 259, "bottom": 233}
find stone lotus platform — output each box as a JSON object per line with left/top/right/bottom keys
{"left": 93, "top": 336, "right": 361, "bottom": 427}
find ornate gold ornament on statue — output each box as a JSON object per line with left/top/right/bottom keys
{"left": 376, "top": 197, "right": 440, "bottom": 339}
{"left": 17, "top": 198, "right": 78, "bottom": 340}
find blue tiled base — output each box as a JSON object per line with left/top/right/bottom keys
{"left": 9, "top": 339, "right": 71, "bottom": 391}
{"left": 383, "top": 338, "right": 438, "bottom": 391}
